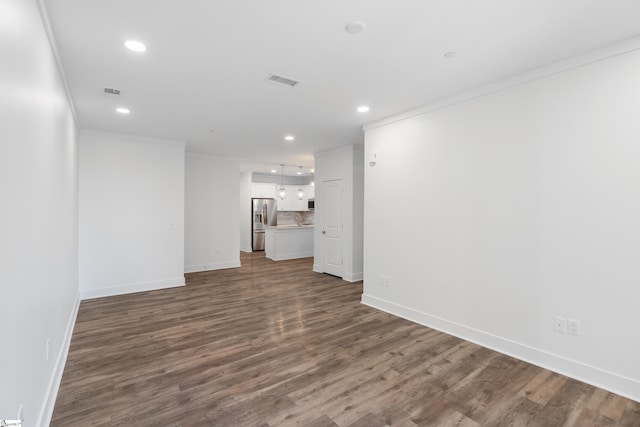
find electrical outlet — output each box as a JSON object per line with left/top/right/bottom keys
{"left": 380, "top": 275, "right": 390, "bottom": 288}
{"left": 568, "top": 319, "right": 580, "bottom": 335}
{"left": 554, "top": 316, "right": 566, "bottom": 333}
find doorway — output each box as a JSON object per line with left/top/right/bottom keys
{"left": 321, "top": 178, "right": 343, "bottom": 277}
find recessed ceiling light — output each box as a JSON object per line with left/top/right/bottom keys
{"left": 116, "top": 107, "right": 130, "bottom": 114}
{"left": 357, "top": 106, "right": 370, "bottom": 113}
{"left": 270, "top": 169, "right": 277, "bottom": 173}
{"left": 345, "top": 21, "right": 366, "bottom": 34}
{"left": 284, "top": 135, "right": 295, "bottom": 142}
{"left": 443, "top": 51, "right": 457, "bottom": 59}
{"left": 125, "top": 40, "right": 146, "bottom": 52}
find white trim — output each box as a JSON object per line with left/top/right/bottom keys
{"left": 240, "top": 246, "right": 253, "bottom": 253}
{"left": 37, "top": 293, "right": 80, "bottom": 427}
{"left": 313, "top": 264, "right": 322, "bottom": 273}
{"left": 185, "top": 151, "right": 243, "bottom": 163}
{"left": 80, "top": 277, "right": 185, "bottom": 300}
{"left": 80, "top": 130, "right": 186, "bottom": 148}
{"left": 343, "top": 271, "right": 363, "bottom": 282}
{"left": 184, "top": 260, "right": 241, "bottom": 274}
{"left": 315, "top": 144, "right": 359, "bottom": 159}
{"left": 363, "top": 36, "right": 640, "bottom": 132}
{"left": 266, "top": 252, "right": 314, "bottom": 261}
{"left": 35, "top": 0, "right": 79, "bottom": 127}
{"left": 361, "top": 294, "right": 640, "bottom": 403}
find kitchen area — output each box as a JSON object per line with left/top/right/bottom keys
{"left": 250, "top": 166, "right": 315, "bottom": 261}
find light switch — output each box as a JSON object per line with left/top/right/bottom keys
{"left": 368, "top": 151, "right": 377, "bottom": 166}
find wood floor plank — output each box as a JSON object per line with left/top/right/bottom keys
{"left": 528, "top": 378, "right": 593, "bottom": 427}
{"left": 51, "top": 252, "right": 639, "bottom": 426}
{"left": 306, "top": 415, "right": 339, "bottom": 427}
{"left": 519, "top": 369, "right": 569, "bottom": 406}
{"left": 346, "top": 412, "right": 389, "bottom": 427}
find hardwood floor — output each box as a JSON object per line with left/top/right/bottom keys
{"left": 52, "top": 252, "right": 640, "bottom": 426}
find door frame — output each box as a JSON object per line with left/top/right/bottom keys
{"left": 316, "top": 177, "right": 344, "bottom": 278}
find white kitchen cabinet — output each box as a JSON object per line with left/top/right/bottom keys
{"left": 282, "top": 185, "right": 314, "bottom": 211}
{"left": 306, "top": 184, "right": 315, "bottom": 200}
{"left": 254, "top": 183, "right": 314, "bottom": 211}
{"left": 265, "top": 226, "right": 314, "bottom": 260}
{"left": 291, "top": 198, "right": 306, "bottom": 211}
{"left": 276, "top": 190, "right": 292, "bottom": 211}
{"left": 292, "top": 187, "right": 307, "bottom": 211}
{"left": 297, "top": 185, "right": 315, "bottom": 210}
{"left": 275, "top": 185, "right": 298, "bottom": 211}
{"left": 251, "top": 183, "right": 276, "bottom": 198}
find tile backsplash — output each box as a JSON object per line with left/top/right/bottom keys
{"left": 277, "top": 210, "right": 314, "bottom": 226}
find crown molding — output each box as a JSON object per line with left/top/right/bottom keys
{"left": 364, "top": 35, "right": 640, "bottom": 132}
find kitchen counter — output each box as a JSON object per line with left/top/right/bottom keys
{"left": 265, "top": 225, "right": 314, "bottom": 260}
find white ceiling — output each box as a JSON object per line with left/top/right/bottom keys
{"left": 43, "top": 0, "right": 640, "bottom": 175}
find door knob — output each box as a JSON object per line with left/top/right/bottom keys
{"left": 322, "top": 230, "right": 326, "bottom": 234}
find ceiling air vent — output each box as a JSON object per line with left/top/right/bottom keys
{"left": 266, "top": 74, "right": 300, "bottom": 88}
{"left": 104, "top": 87, "right": 121, "bottom": 95}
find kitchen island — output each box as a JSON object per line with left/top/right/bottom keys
{"left": 265, "top": 225, "right": 314, "bottom": 261}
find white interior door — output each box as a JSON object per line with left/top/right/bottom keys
{"left": 322, "top": 179, "right": 343, "bottom": 277}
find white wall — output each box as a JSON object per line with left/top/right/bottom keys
{"left": 362, "top": 47, "right": 640, "bottom": 401}
{"left": 0, "top": 0, "right": 79, "bottom": 425}
{"left": 352, "top": 145, "right": 365, "bottom": 277}
{"left": 239, "top": 171, "right": 252, "bottom": 252}
{"left": 185, "top": 153, "right": 241, "bottom": 272}
{"left": 79, "top": 131, "right": 185, "bottom": 299}
{"left": 314, "top": 145, "right": 364, "bottom": 281}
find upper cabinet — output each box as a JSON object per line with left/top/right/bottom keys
{"left": 291, "top": 187, "right": 306, "bottom": 211}
{"left": 252, "top": 183, "right": 314, "bottom": 211}
{"left": 306, "top": 184, "right": 315, "bottom": 200}
{"left": 251, "top": 183, "right": 276, "bottom": 199}
{"left": 277, "top": 185, "right": 315, "bottom": 211}
{"left": 276, "top": 186, "right": 294, "bottom": 211}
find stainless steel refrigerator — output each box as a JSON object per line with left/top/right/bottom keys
{"left": 252, "top": 198, "right": 277, "bottom": 251}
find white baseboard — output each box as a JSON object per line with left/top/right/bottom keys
{"left": 38, "top": 293, "right": 80, "bottom": 427}
{"left": 310, "top": 265, "right": 362, "bottom": 282}
{"left": 80, "top": 277, "right": 186, "bottom": 300}
{"left": 313, "top": 264, "right": 364, "bottom": 282}
{"left": 361, "top": 294, "right": 640, "bottom": 403}
{"left": 266, "top": 252, "right": 314, "bottom": 261}
{"left": 343, "top": 271, "right": 363, "bottom": 282}
{"left": 184, "top": 260, "right": 241, "bottom": 274}
{"left": 240, "top": 246, "right": 253, "bottom": 253}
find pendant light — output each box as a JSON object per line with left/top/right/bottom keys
{"left": 296, "top": 166, "right": 305, "bottom": 200}
{"left": 277, "top": 164, "right": 287, "bottom": 200}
